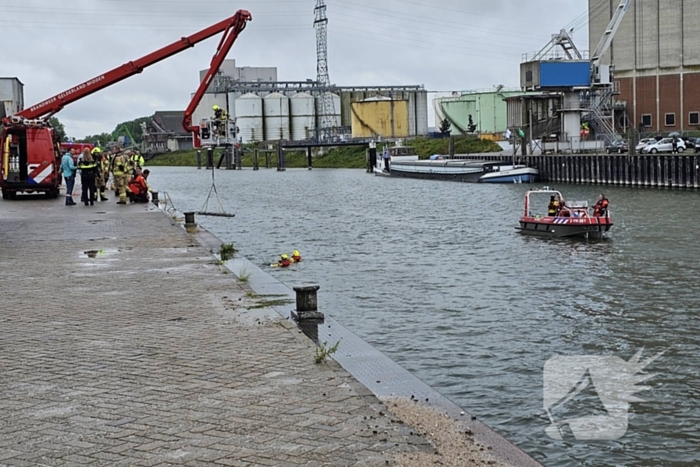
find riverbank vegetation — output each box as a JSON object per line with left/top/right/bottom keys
{"left": 147, "top": 136, "right": 502, "bottom": 168}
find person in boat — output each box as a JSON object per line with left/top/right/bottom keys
{"left": 278, "top": 254, "right": 292, "bottom": 268}
{"left": 547, "top": 196, "right": 560, "bottom": 217}
{"left": 594, "top": 194, "right": 610, "bottom": 217}
{"left": 291, "top": 250, "right": 302, "bottom": 263}
{"left": 559, "top": 199, "right": 572, "bottom": 217}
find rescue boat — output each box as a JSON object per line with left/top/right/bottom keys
{"left": 515, "top": 188, "right": 613, "bottom": 239}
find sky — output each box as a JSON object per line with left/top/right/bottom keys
{"left": 1, "top": 0, "right": 590, "bottom": 138}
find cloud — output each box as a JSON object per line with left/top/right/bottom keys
{"left": 1, "top": 0, "right": 588, "bottom": 138}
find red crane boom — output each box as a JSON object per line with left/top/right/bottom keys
{"left": 17, "top": 10, "right": 252, "bottom": 122}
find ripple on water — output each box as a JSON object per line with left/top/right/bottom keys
{"left": 157, "top": 168, "right": 700, "bottom": 467}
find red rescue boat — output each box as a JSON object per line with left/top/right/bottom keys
{"left": 516, "top": 188, "right": 613, "bottom": 239}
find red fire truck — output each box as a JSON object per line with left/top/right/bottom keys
{"left": 1, "top": 10, "right": 251, "bottom": 200}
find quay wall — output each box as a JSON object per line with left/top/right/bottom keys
{"left": 460, "top": 153, "right": 700, "bottom": 189}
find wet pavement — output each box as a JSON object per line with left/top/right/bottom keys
{"left": 0, "top": 193, "right": 522, "bottom": 466}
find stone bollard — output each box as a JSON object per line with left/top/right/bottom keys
{"left": 291, "top": 285, "right": 324, "bottom": 321}
{"left": 184, "top": 212, "right": 196, "bottom": 227}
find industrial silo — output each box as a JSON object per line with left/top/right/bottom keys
{"left": 234, "top": 93, "right": 263, "bottom": 143}
{"left": 290, "top": 92, "right": 316, "bottom": 141}
{"left": 315, "top": 92, "right": 342, "bottom": 128}
{"left": 263, "top": 92, "right": 290, "bottom": 141}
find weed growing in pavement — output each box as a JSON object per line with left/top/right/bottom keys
{"left": 238, "top": 266, "right": 250, "bottom": 282}
{"left": 314, "top": 341, "right": 340, "bottom": 364}
{"left": 219, "top": 243, "right": 237, "bottom": 261}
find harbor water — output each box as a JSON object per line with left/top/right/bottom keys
{"left": 154, "top": 167, "right": 700, "bottom": 467}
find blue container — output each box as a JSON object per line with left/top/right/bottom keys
{"left": 539, "top": 61, "right": 590, "bottom": 88}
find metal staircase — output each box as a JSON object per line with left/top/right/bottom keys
{"left": 585, "top": 83, "right": 621, "bottom": 144}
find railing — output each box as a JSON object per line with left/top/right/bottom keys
{"left": 521, "top": 50, "right": 590, "bottom": 63}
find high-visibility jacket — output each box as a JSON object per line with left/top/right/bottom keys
{"left": 78, "top": 160, "right": 98, "bottom": 176}
{"left": 131, "top": 154, "right": 145, "bottom": 168}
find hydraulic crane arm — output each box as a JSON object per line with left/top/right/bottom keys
{"left": 183, "top": 11, "right": 251, "bottom": 135}
{"left": 17, "top": 10, "right": 252, "bottom": 120}
{"left": 591, "top": 0, "right": 632, "bottom": 66}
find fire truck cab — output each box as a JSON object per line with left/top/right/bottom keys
{"left": 1, "top": 121, "right": 61, "bottom": 199}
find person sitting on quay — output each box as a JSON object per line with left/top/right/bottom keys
{"left": 278, "top": 254, "right": 292, "bottom": 268}
{"left": 291, "top": 250, "right": 302, "bottom": 263}
{"left": 593, "top": 194, "right": 610, "bottom": 217}
{"left": 128, "top": 168, "right": 149, "bottom": 203}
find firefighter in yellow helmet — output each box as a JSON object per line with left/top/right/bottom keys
{"left": 213, "top": 104, "right": 224, "bottom": 120}
{"left": 291, "top": 250, "right": 302, "bottom": 263}
{"left": 278, "top": 253, "right": 292, "bottom": 268}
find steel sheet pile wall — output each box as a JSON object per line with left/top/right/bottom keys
{"left": 529, "top": 154, "right": 699, "bottom": 188}
{"left": 448, "top": 152, "right": 700, "bottom": 189}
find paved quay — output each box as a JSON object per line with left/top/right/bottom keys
{"left": 0, "top": 194, "right": 535, "bottom": 466}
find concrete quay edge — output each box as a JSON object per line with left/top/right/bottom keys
{"left": 176, "top": 207, "right": 544, "bottom": 467}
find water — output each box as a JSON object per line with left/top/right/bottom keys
{"left": 154, "top": 167, "right": 700, "bottom": 466}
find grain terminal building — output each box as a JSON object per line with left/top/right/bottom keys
{"left": 191, "top": 60, "right": 429, "bottom": 142}
{"left": 589, "top": 0, "right": 700, "bottom": 133}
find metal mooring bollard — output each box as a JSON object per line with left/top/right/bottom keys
{"left": 151, "top": 191, "right": 159, "bottom": 203}
{"left": 292, "top": 285, "right": 324, "bottom": 321}
{"left": 184, "top": 212, "right": 196, "bottom": 227}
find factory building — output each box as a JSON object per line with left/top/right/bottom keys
{"left": 433, "top": 87, "right": 523, "bottom": 137}
{"left": 191, "top": 60, "right": 429, "bottom": 142}
{"left": 0, "top": 77, "right": 24, "bottom": 119}
{"left": 589, "top": 0, "right": 700, "bottom": 133}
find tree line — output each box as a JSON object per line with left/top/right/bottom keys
{"left": 51, "top": 115, "right": 152, "bottom": 147}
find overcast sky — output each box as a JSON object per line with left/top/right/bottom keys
{"left": 1, "top": 0, "right": 589, "bottom": 138}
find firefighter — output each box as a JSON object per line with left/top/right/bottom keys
{"left": 212, "top": 105, "right": 228, "bottom": 136}
{"left": 91, "top": 147, "right": 109, "bottom": 202}
{"left": 111, "top": 150, "right": 131, "bottom": 205}
{"left": 593, "top": 194, "right": 610, "bottom": 217}
{"left": 78, "top": 149, "right": 98, "bottom": 206}
{"left": 130, "top": 150, "right": 145, "bottom": 172}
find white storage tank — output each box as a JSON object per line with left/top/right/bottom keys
{"left": 234, "top": 93, "right": 263, "bottom": 143}
{"left": 290, "top": 92, "right": 316, "bottom": 141}
{"left": 315, "top": 92, "right": 342, "bottom": 128}
{"left": 263, "top": 92, "right": 291, "bottom": 141}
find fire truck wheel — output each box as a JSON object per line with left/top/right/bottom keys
{"left": 47, "top": 189, "right": 59, "bottom": 199}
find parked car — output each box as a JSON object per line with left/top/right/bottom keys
{"left": 605, "top": 140, "right": 628, "bottom": 154}
{"left": 694, "top": 138, "right": 700, "bottom": 153}
{"left": 635, "top": 138, "right": 656, "bottom": 152}
{"left": 682, "top": 137, "right": 696, "bottom": 149}
{"left": 641, "top": 138, "right": 687, "bottom": 154}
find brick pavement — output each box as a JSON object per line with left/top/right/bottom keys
{"left": 0, "top": 196, "right": 432, "bottom": 466}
